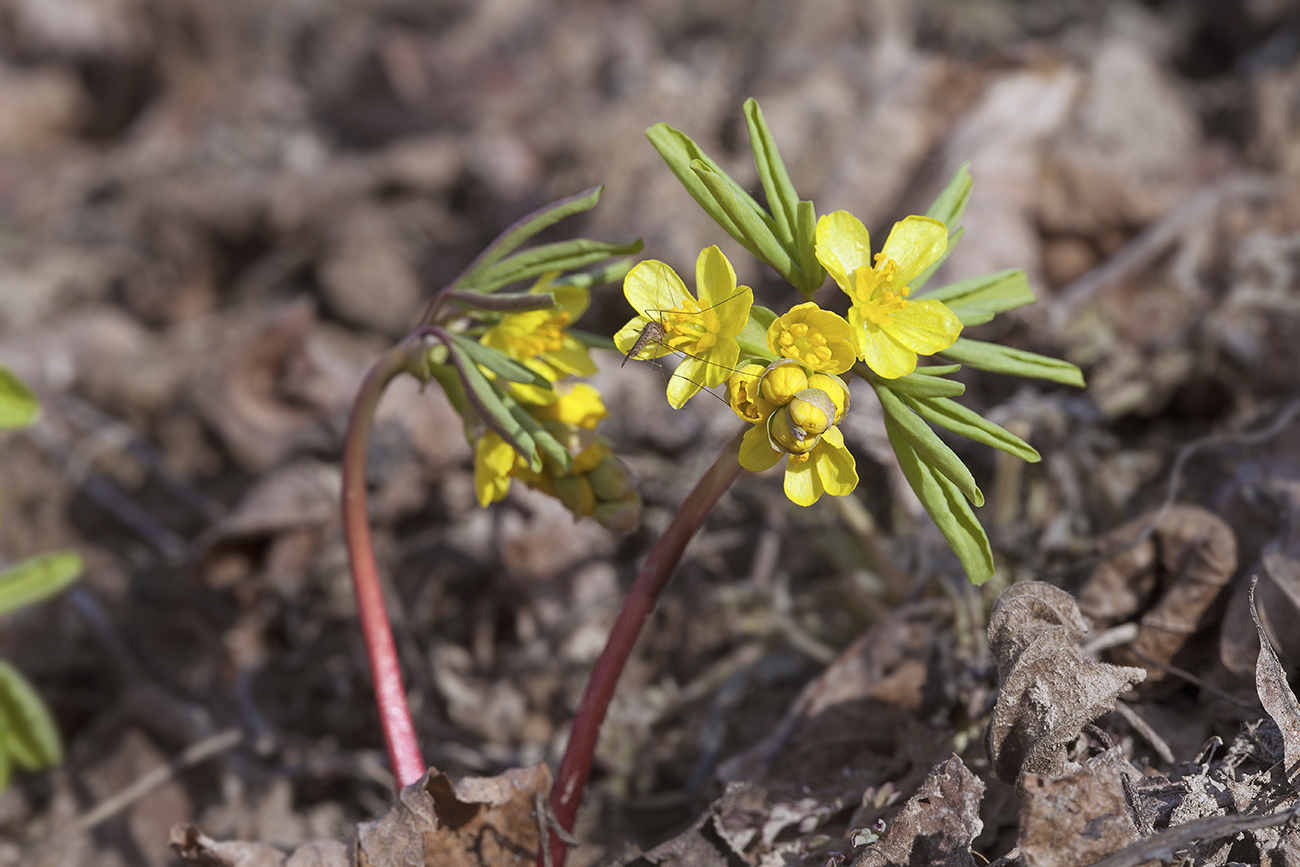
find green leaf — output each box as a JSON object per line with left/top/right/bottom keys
{"left": 691, "top": 163, "right": 791, "bottom": 276}
{"left": 447, "top": 290, "right": 557, "bottom": 313}
{"left": 874, "top": 384, "right": 984, "bottom": 507}
{"left": 884, "top": 371, "right": 966, "bottom": 399}
{"left": 0, "top": 725, "right": 10, "bottom": 792}
{"left": 743, "top": 98, "right": 799, "bottom": 246}
{"left": 568, "top": 329, "right": 617, "bottom": 351}
{"left": 470, "top": 238, "right": 644, "bottom": 294}
{"left": 911, "top": 226, "right": 962, "bottom": 294}
{"left": 939, "top": 338, "right": 1085, "bottom": 387}
{"left": 425, "top": 361, "right": 471, "bottom": 418}
{"left": 793, "top": 199, "right": 825, "bottom": 297}
{"left": 504, "top": 399, "right": 572, "bottom": 474}
{"left": 443, "top": 336, "right": 542, "bottom": 471}
{"left": 0, "top": 661, "right": 62, "bottom": 769}
{"left": 899, "top": 394, "right": 1040, "bottom": 462}
{"left": 551, "top": 257, "right": 637, "bottom": 290}
{"left": 926, "top": 163, "right": 972, "bottom": 231}
{"left": 443, "top": 332, "right": 551, "bottom": 388}
{"left": 457, "top": 186, "right": 605, "bottom": 288}
{"left": 884, "top": 415, "right": 995, "bottom": 585}
{"left": 646, "top": 123, "right": 765, "bottom": 243}
{"left": 915, "top": 364, "right": 962, "bottom": 376}
{"left": 0, "top": 552, "right": 82, "bottom": 617}
{"left": 0, "top": 368, "right": 39, "bottom": 430}
{"left": 924, "top": 269, "right": 1036, "bottom": 326}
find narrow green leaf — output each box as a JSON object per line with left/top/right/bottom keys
{"left": 425, "top": 361, "right": 471, "bottom": 418}
{"left": 911, "top": 226, "right": 963, "bottom": 293}
{"left": 0, "top": 368, "right": 39, "bottom": 430}
{"left": 0, "top": 661, "right": 62, "bottom": 769}
{"left": 447, "top": 290, "right": 557, "bottom": 313}
{"left": 646, "top": 123, "right": 765, "bottom": 242}
{"left": 551, "top": 257, "right": 637, "bottom": 290}
{"left": 884, "top": 415, "right": 995, "bottom": 585}
{"left": 504, "top": 398, "right": 572, "bottom": 474}
{"left": 915, "top": 363, "right": 962, "bottom": 376}
{"left": 457, "top": 186, "right": 605, "bottom": 288}
{"left": 471, "top": 239, "right": 644, "bottom": 294}
{"left": 794, "top": 199, "right": 825, "bottom": 296}
{"left": 692, "top": 163, "right": 792, "bottom": 277}
{"left": 443, "top": 336, "right": 542, "bottom": 471}
{"left": 874, "top": 384, "right": 984, "bottom": 507}
{"left": 443, "top": 332, "right": 551, "bottom": 388}
{"left": 900, "top": 394, "right": 1040, "bottom": 462}
{"left": 926, "top": 163, "right": 972, "bottom": 231}
{"left": 743, "top": 98, "right": 799, "bottom": 246}
{"left": 568, "top": 329, "right": 617, "bottom": 351}
{"left": 0, "top": 724, "right": 10, "bottom": 791}
{"left": 885, "top": 371, "right": 966, "bottom": 398}
{"left": 939, "top": 338, "right": 1085, "bottom": 387}
{"left": 0, "top": 552, "right": 82, "bottom": 617}
{"left": 924, "top": 269, "right": 1036, "bottom": 326}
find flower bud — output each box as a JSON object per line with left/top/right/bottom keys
{"left": 554, "top": 474, "right": 596, "bottom": 517}
{"left": 594, "top": 493, "right": 642, "bottom": 533}
{"left": 727, "top": 363, "right": 772, "bottom": 423}
{"left": 806, "top": 373, "right": 850, "bottom": 424}
{"left": 588, "top": 454, "right": 636, "bottom": 501}
{"left": 759, "top": 359, "right": 809, "bottom": 405}
{"left": 787, "top": 388, "right": 835, "bottom": 437}
{"left": 768, "top": 405, "right": 820, "bottom": 455}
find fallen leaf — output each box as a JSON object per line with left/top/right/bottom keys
{"left": 852, "top": 754, "right": 984, "bottom": 867}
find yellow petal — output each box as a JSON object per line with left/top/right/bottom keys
{"left": 783, "top": 455, "right": 822, "bottom": 506}
{"left": 813, "top": 435, "right": 858, "bottom": 497}
{"left": 859, "top": 327, "right": 919, "bottom": 379}
{"left": 882, "top": 299, "right": 963, "bottom": 355}
{"left": 546, "top": 338, "right": 599, "bottom": 377}
{"left": 624, "top": 260, "right": 689, "bottom": 317}
{"left": 614, "top": 316, "right": 669, "bottom": 360}
{"left": 740, "top": 422, "right": 783, "bottom": 471}
{"left": 878, "top": 216, "right": 948, "bottom": 286}
{"left": 552, "top": 283, "right": 591, "bottom": 319}
{"left": 815, "top": 211, "right": 872, "bottom": 290}
{"left": 713, "top": 285, "right": 753, "bottom": 340}
{"left": 666, "top": 356, "right": 706, "bottom": 409}
{"left": 695, "top": 246, "right": 737, "bottom": 310}
{"left": 474, "top": 434, "right": 515, "bottom": 507}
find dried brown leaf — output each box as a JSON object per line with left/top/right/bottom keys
{"left": 1018, "top": 747, "right": 1142, "bottom": 867}
{"left": 1250, "top": 576, "right": 1300, "bottom": 775}
{"left": 851, "top": 755, "right": 984, "bottom": 867}
{"left": 986, "top": 582, "right": 1146, "bottom": 785}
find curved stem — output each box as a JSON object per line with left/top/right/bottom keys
{"left": 544, "top": 430, "right": 746, "bottom": 866}
{"left": 342, "top": 339, "right": 426, "bottom": 788}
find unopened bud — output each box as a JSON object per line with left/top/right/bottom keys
{"left": 594, "top": 493, "right": 642, "bottom": 533}
{"left": 788, "top": 388, "right": 835, "bottom": 437}
{"left": 588, "top": 454, "right": 636, "bottom": 501}
{"left": 768, "top": 405, "right": 820, "bottom": 455}
{"left": 727, "top": 363, "right": 772, "bottom": 423}
{"left": 806, "top": 373, "right": 850, "bottom": 424}
{"left": 759, "top": 359, "right": 809, "bottom": 405}
{"left": 554, "top": 475, "right": 596, "bottom": 517}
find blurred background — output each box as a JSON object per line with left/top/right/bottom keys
{"left": 1, "top": 0, "right": 1299, "bottom": 864}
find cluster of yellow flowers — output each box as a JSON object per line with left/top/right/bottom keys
{"left": 471, "top": 278, "right": 640, "bottom": 530}
{"left": 615, "top": 211, "right": 962, "bottom": 507}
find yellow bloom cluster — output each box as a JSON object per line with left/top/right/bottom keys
{"left": 615, "top": 212, "right": 965, "bottom": 508}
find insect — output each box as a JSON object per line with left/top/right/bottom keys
{"left": 619, "top": 286, "right": 760, "bottom": 403}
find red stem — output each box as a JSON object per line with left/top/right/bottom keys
{"left": 544, "top": 430, "right": 746, "bottom": 866}
{"left": 341, "top": 340, "right": 427, "bottom": 788}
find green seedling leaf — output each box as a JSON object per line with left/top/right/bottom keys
{"left": 885, "top": 414, "right": 995, "bottom": 585}
{"left": 470, "top": 238, "right": 644, "bottom": 294}
{"left": 793, "top": 199, "right": 825, "bottom": 296}
{"left": 568, "top": 329, "right": 617, "bottom": 351}
{"left": 927, "top": 163, "right": 972, "bottom": 231}
{"left": 0, "top": 368, "right": 39, "bottom": 430}
{"left": 915, "top": 364, "right": 963, "bottom": 376}
{"left": 457, "top": 186, "right": 605, "bottom": 289}
{"left": 646, "top": 123, "right": 765, "bottom": 242}
{"left": 443, "top": 332, "right": 551, "bottom": 388}
{"left": 447, "top": 290, "right": 558, "bottom": 313}
{"left": 899, "top": 394, "right": 1040, "bottom": 463}
{"left": 442, "top": 335, "right": 542, "bottom": 471}
{"left": 0, "top": 661, "right": 62, "bottom": 769}
{"left": 692, "top": 162, "right": 792, "bottom": 277}
{"left": 924, "top": 269, "right": 1036, "bottom": 326}
{"left": 884, "top": 371, "right": 966, "bottom": 399}
{"left": 743, "top": 98, "right": 798, "bottom": 246}
{"left": 0, "top": 552, "right": 82, "bottom": 617}
{"left": 940, "top": 338, "right": 1085, "bottom": 387}
{"left": 875, "top": 384, "right": 984, "bottom": 507}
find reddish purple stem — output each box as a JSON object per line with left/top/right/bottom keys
{"left": 544, "top": 430, "right": 745, "bottom": 866}
{"left": 341, "top": 341, "right": 426, "bottom": 788}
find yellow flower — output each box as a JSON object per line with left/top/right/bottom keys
{"left": 815, "top": 211, "right": 962, "bottom": 379}
{"left": 766, "top": 303, "right": 855, "bottom": 374}
{"left": 614, "top": 246, "right": 753, "bottom": 409}
{"left": 481, "top": 276, "right": 597, "bottom": 403}
{"left": 474, "top": 432, "right": 518, "bottom": 507}
{"left": 729, "top": 360, "right": 858, "bottom": 507}
{"left": 531, "top": 383, "right": 607, "bottom": 429}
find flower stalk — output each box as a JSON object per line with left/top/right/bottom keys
{"left": 341, "top": 338, "right": 427, "bottom": 788}
{"left": 543, "top": 429, "right": 746, "bottom": 867}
